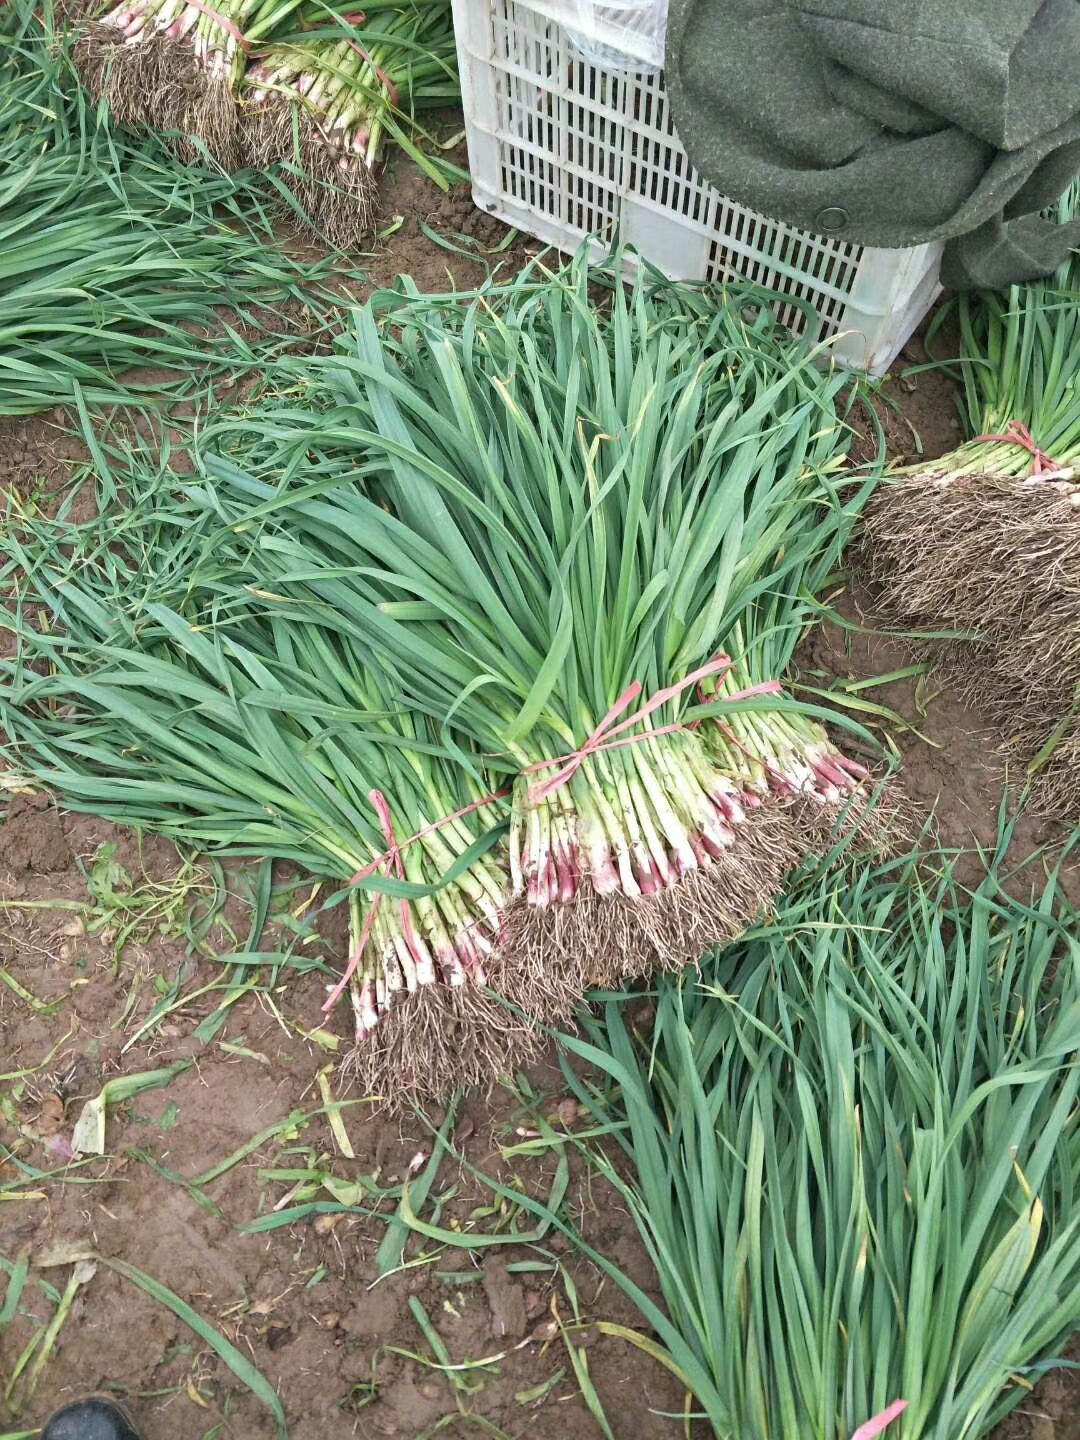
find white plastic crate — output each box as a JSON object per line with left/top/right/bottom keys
{"left": 451, "top": 0, "right": 943, "bottom": 374}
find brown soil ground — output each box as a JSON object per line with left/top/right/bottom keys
{"left": 2, "top": 154, "right": 1078, "bottom": 1440}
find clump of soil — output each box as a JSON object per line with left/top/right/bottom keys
{"left": 0, "top": 793, "right": 72, "bottom": 875}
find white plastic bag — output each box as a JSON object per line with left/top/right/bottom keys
{"left": 565, "top": 0, "right": 669, "bottom": 73}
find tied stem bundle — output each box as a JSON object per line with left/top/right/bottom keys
{"left": 242, "top": 2, "right": 457, "bottom": 243}
{"left": 72, "top": 0, "right": 459, "bottom": 224}
{"left": 195, "top": 251, "right": 903, "bottom": 1020}
{"left": 73, "top": 0, "right": 267, "bottom": 165}
{"left": 861, "top": 185, "right": 1080, "bottom": 815}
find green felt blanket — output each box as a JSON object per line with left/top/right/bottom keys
{"left": 665, "top": 0, "right": 1080, "bottom": 286}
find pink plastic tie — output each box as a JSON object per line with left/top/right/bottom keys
{"left": 322, "top": 787, "right": 510, "bottom": 1014}
{"left": 182, "top": 0, "right": 252, "bottom": 51}
{"left": 348, "top": 789, "right": 510, "bottom": 888}
{"left": 322, "top": 788, "right": 403, "bottom": 1014}
{"left": 525, "top": 655, "right": 782, "bottom": 804}
{"left": 344, "top": 38, "right": 398, "bottom": 105}
{"left": 971, "top": 419, "right": 1058, "bottom": 477}
{"left": 850, "top": 1399, "right": 909, "bottom": 1440}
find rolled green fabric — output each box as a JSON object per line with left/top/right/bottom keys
{"left": 665, "top": 0, "right": 1080, "bottom": 287}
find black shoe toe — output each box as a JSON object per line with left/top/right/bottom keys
{"left": 43, "top": 1398, "right": 141, "bottom": 1440}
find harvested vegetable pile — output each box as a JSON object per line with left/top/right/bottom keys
{"left": 862, "top": 188, "right": 1080, "bottom": 816}
{"left": 1, "top": 0, "right": 347, "bottom": 419}
{"left": 551, "top": 830, "right": 1080, "bottom": 1440}
{"left": 1, "top": 253, "right": 898, "bottom": 1098}
{"left": 72, "top": 0, "right": 459, "bottom": 239}
{"left": 193, "top": 256, "right": 903, "bottom": 1005}
{"left": 243, "top": 2, "right": 458, "bottom": 243}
